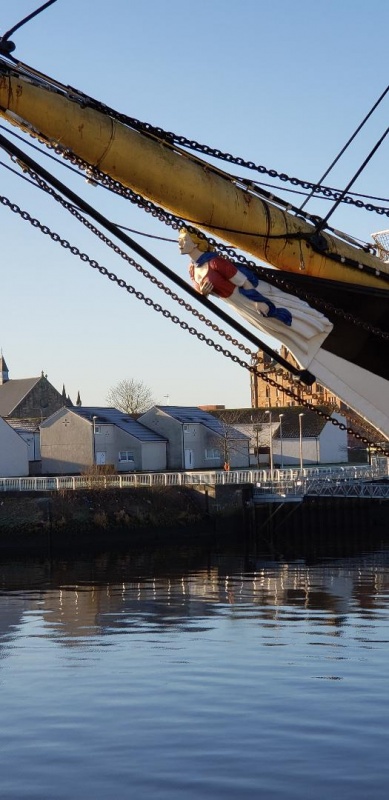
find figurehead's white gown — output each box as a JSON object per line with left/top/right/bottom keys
{"left": 190, "top": 253, "right": 389, "bottom": 439}
{"left": 191, "top": 255, "right": 333, "bottom": 369}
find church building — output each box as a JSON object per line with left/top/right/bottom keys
{"left": 0, "top": 354, "right": 70, "bottom": 422}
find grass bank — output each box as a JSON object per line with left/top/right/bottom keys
{"left": 0, "top": 486, "right": 244, "bottom": 554}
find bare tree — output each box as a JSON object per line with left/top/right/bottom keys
{"left": 208, "top": 410, "right": 250, "bottom": 468}
{"left": 106, "top": 379, "right": 155, "bottom": 415}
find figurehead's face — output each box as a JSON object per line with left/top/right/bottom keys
{"left": 178, "top": 228, "right": 210, "bottom": 255}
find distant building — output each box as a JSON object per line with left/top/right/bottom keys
{"left": 0, "top": 354, "right": 69, "bottom": 422}
{"left": 250, "top": 346, "right": 339, "bottom": 409}
{"left": 249, "top": 346, "right": 388, "bottom": 460}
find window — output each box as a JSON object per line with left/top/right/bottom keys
{"left": 205, "top": 448, "right": 220, "bottom": 460}
{"left": 119, "top": 451, "right": 135, "bottom": 463}
{"left": 94, "top": 425, "right": 101, "bottom": 434}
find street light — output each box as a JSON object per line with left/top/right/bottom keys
{"left": 92, "top": 415, "right": 97, "bottom": 464}
{"left": 298, "top": 413, "right": 304, "bottom": 472}
{"left": 279, "top": 413, "right": 284, "bottom": 469}
{"left": 265, "top": 410, "right": 273, "bottom": 479}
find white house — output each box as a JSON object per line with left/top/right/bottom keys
{"left": 7, "top": 420, "right": 41, "bottom": 474}
{"left": 209, "top": 407, "right": 348, "bottom": 466}
{"left": 0, "top": 417, "right": 29, "bottom": 477}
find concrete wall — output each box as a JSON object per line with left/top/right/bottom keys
{"left": 140, "top": 409, "right": 183, "bottom": 469}
{"left": 41, "top": 409, "right": 92, "bottom": 473}
{"left": 141, "top": 442, "right": 166, "bottom": 471}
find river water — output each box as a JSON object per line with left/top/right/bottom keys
{"left": 0, "top": 541, "right": 388, "bottom": 800}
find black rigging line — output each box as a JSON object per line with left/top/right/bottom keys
{"left": 0, "top": 155, "right": 178, "bottom": 243}
{"left": 254, "top": 180, "right": 389, "bottom": 205}
{"left": 316, "top": 126, "right": 389, "bottom": 233}
{"left": 299, "top": 84, "right": 389, "bottom": 213}
{"left": 0, "top": 130, "right": 315, "bottom": 385}
{"left": 1, "top": 1, "right": 57, "bottom": 43}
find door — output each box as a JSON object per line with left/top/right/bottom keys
{"left": 96, "top": 451, "right": 106, "bottom": 465}
{"left": 184, "top": 449, "right": 194, "bottom": 470}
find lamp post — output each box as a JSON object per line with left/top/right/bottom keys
{"left": 279, "top": 413, "right": 284, "bottom": 469}
{"left": 255, "top": 425, "right": 260, "bottom": 467}
{"left": 92, "top": 415, "right": 97, "bottom": 464}
{"left": 298, "top": 413, "right": 304, "bottom": 472}
{"left": 265, "top": 409, "right": 273, "bottom": 479}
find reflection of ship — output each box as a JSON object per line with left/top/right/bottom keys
{"left": 0, "top": 54, "right": 388, "bottom": 438}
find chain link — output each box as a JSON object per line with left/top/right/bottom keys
{"left": 1, "top": 190, "right": 388, "bottom": 456}
{"left": 59, "top": 86, "right": 389, "bottom": 219}
{"left": 3, "top": 59, "right": 389, "bottom": 218}
{"left": 2, "top": 65, "right": 389, "bottom": 452}
{"left": 26, "top": 170, "right": 256, "bottom": 357}
{"left": 36, "top": 143, "right": 388, "bottom": 342}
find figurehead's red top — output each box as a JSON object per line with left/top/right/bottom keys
{"left": 189, "top": 255, "right": 237, "bottom": 298}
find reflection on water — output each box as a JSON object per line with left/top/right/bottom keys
{"left": 1, "top": 543, "right": 389, "bottom": 800}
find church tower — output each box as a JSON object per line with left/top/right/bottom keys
{"left": 0, "top": 353, "right": 9, "bottom": 385}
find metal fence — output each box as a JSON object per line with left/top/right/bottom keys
{"left": 253, "top": 477, "right": 389, "bottom": 502}
{"left": 0, "top": 462, "right": 387, "bottom": 493}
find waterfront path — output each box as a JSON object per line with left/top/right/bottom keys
{"left": 0, "top": 463, "right": 388, "bottom": 499}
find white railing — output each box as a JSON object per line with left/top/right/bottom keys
{"left": 0, "top": 462, "right": 387, "bottom": 493}
{"left": 253, "top": 471, "right": 389, "bottom": 501}
{"left": 304, "top": 478, "right": 389, "bottom": 499}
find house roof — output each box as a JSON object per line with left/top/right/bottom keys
{"left": 209, "top": 407, "right": 335, "bottom": 439}
{"left": 0, "top": 377, "right": 41, "bottom": 416}
{"left": 71, "top": 407, "right": 167, "bottom": 442}
{"left": 154, "top": 406, "right": 250, "bottom": 440}
{"left": 7, "top": 419, "right": 40, "bottom": 433}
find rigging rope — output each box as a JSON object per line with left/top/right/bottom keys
{"left": 0, "top": 1, "right": 57, "bottom": 45}
{"left": 316, "top": 127, "right": 389, "bottom": 232}
{"left": 299, "top": 84, "right": 389, "bottom": 212}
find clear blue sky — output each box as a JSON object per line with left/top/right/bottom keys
{"left": 1, "top": 0, "right": 388, "bottom": 409}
